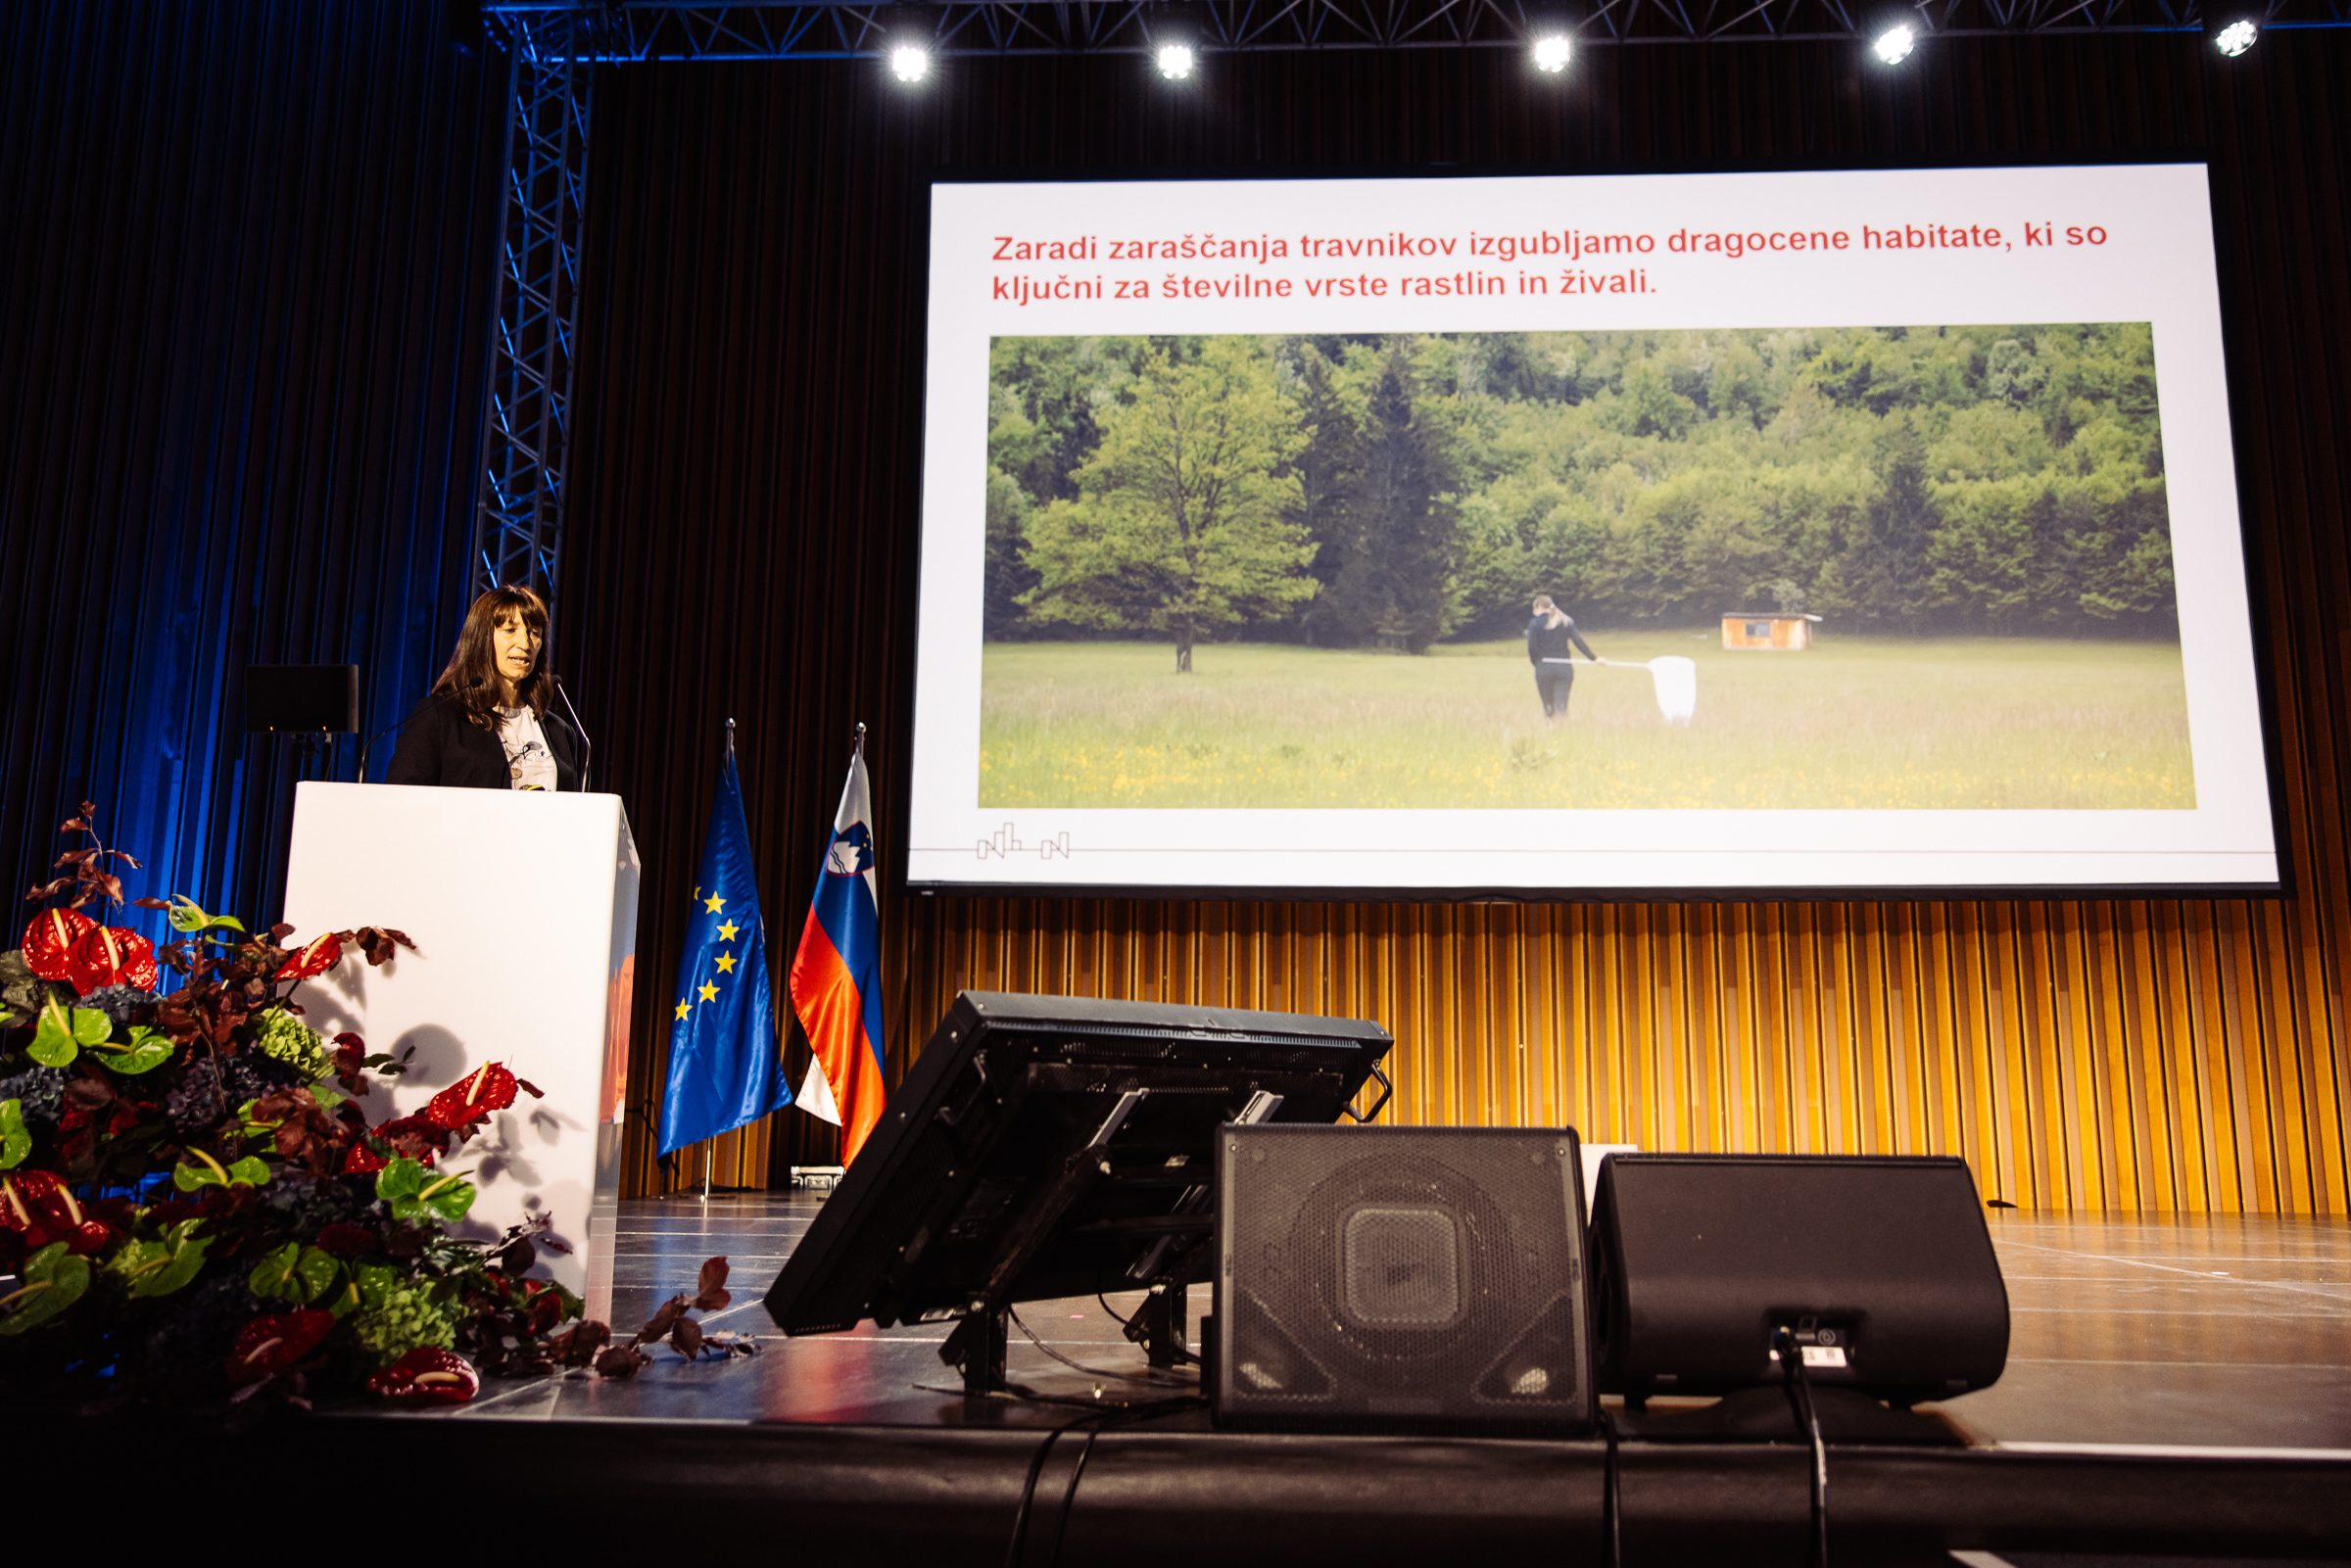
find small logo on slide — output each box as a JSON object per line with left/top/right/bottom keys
{"left": 826, "top": 823, "right": 875, "bottom": 876}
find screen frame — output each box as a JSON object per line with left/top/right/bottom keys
{"left": 891, "top": 152, "right": 2291, "bottom": 905}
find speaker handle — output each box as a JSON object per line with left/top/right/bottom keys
{"left": 1339, "top": 1061, "right": 1392, "bottom": 1123}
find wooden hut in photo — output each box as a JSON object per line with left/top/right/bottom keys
{"left": 1720, "top": 612, "right": 1824, "bottom": 650}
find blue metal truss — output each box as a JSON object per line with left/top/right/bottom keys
{"left": 470, "top": 8, "right": 601, "bottom": 599}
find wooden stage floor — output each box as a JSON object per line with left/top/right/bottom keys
{"left": 252, "top": 1198, "right": 2351, "bottom": 1562}
{"left": 454, "top": 1196, "right": 2351, "bottom": 1454}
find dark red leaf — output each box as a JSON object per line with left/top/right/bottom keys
{"left": 516, "top": 1077, "right": 545, "bottom": 1099}
{"left": 694, "top": 1257, "right": 733, "bottom": 1313}
{"left": 670, "top": 1317, "right": 705, "bottom": 1358}
{"left": 59, "top": 818, "right": 88, "bottom": 833}
{"left": 638, "top": 1294, "right": 688, "bottom": 1344}
{"left": 549, "top": 1319, "right": 610, "bottom": 1367}
{"left": 313, "top": 1223, "right": 380, "bottom": 1259}
{"left": 594, "top": 1343, "right": 649, "bottom": 1378}
{"left": 130, "top": 896, "right": 170, "bottom": 910}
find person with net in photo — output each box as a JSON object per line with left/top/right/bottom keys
{"left": 1525, "top": 594, "right": 1600, "bottom": 721}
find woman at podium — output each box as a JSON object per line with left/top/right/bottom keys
{"left": 385, "top": 586, "right": 583, "bottom": 791}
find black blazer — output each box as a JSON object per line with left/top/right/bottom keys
{"left": 384, "top": 692, "right": 583, "bottom": 792}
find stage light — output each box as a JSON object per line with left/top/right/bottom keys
{"left": 1155, "top": 42, "right": 1196, "bottom": 79}
{"left": 2213, "top": 19, "right": 2258, "bottom": 55}
{"left": 1531, "top": 33, "right": 1573, "bottom": 73}
{"left": 888, "top": 43, "right": 931, "bottom": 83}
{"left": 1872, "top": 24, "right": 1916, "bottom": 64}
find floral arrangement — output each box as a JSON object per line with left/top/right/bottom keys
{"left": 0, "top": 806, "right": 747, "bottom": 1410}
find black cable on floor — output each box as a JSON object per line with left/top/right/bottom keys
{"left": 1004, "top": 1418, "right": 1081, "bottom": 1568}
{"left": 1602, "top": 1408, "right": 1624, "bottom": 1568}
{"left": 1044, "top": 1396, "right": 1207, "bottom": 1568}
{"left": 1772, "top": 1326, "right": 1829, "bottom": 1568}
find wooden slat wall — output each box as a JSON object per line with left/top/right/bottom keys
{"left": 890, "top": 897, "right": 2349, "bottom": 1212}
{"left": 566, "top": 34, "right": 2351, "bottom": 1210}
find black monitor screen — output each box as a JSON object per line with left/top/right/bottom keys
{"left": 764, "top": 990, "right": 1393, "bottom": 1336}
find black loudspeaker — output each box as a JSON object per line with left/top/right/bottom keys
{"left": 1589, "top": 1153, "right": 2009, "bottom": 1403}
{"left": 1212, "top": 1124, "right": 1595, "bottom": 1435}
{"left": 245, "top": 665, "right": 359, "bottom": 734}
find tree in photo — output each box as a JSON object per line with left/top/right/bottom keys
{"left": 1323, "top": 346, "right": 1463, "bottom": 652}
{"left": 1020, "top": 340, "right": 1316, "bottom": 671}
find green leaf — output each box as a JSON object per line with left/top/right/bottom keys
{"left": 227, "top": 1156, "right": 270, "bottom": 1186}
{"left": 93, "top": 1024, "right": 173, "bottom": 1076}
{"left": 249, "top": 1242, "right": 339, "bottom": 1305}
{"left": 71, "top": 1008, "right": 110, "bottom": 1046}
{"left": 322, "top": 1275, "right": 364, "bottom": 1320}
{"left": 27, "top": 996, "right": 80, "bottom": 1068}
{"left": 378, "top": 1162, "right": 475, "bottom": 1224}
{"left": 0, "top": 1100, "right": 26, "bottom": 1169}
{"left": 0, "top": 1243, "right": 91, "bottom": 1336}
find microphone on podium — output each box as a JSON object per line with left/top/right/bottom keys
{"left": 553, "top": 677, "right": 594, "bottom": 793}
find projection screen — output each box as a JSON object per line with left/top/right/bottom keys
{"left": 904, "top": 163, "right": 2279, "bottom": 896}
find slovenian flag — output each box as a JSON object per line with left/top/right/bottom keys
{"left": 657, "top": 736, "right": 791, "bottom": 1158}
{"left": 790, "top": 734, "right": 888, "bottom": 1164}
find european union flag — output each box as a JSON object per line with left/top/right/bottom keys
{"left": 657, "top": 741, "right": 790, "bottom": 1157}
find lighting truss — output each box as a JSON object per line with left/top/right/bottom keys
{"left": 468, "top": 0, "right": 2339, "bottom": 606}
{"left": 470, "top": 9, "right": 601, "bottom": 600}
{"left": 485, "top": 0, "right": 2348, "bottom": 63}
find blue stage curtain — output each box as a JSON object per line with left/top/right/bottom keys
{"left": 0, "top": 0, "right": 509, "bottom": 941}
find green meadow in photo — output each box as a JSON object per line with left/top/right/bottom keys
{"left": 980, "top": 324, "right": 2187, "bottom": 810}
{"left": 978, "top": 635, "right": 2194, "bottom": 810}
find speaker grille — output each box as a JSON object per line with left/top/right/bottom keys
{"left": 1215, "top": 1125, "right": 1594, "bottom": 1435}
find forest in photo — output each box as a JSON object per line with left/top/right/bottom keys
{"left": 979, "top": 325, "right": 2194, "bottom": 812}
{"left": 985, "top": 324, "right": 2178, "bottom": 655}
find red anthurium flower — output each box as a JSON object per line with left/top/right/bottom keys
{"left": 22, "top": 909, "right": 97, "bottom": 983}
{"left": 423, "top": 1062, "right": 518, "bottom": 1129}
{"left": 227, "top": 1309, "right": 336, "bottom": 1384}
{"left": 66, "top": 925, "right": 159, "bottom": 993}
{"left": 273, "top": 931, "right": 343, "bottom": 982}
{"left": 365, "top": 1347, "right": 480, "bottom": 1404}
{"left": 0, "top": 1170, "right": 110, "bottom": 1254}
{"left": 341, "top": 1141, "right": 387, "bottom": 1176}
{"left": 313, "top": 1222, "right": 380, "bottom": 1258}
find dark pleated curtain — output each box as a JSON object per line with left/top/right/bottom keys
{"left": 567, "top": 35, "right": 2351, "bottom": 1201}
{"left": 0, "top": 1, "right": 507, "bottom": 940}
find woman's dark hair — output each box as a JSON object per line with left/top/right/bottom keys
{"left": 431, "top": 586, "right": 554, "bottom": 728}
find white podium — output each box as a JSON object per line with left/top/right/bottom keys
{"left": 279, "top": 782, "right": 639, "bottom": 1319}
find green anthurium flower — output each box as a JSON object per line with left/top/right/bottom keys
{"left": 165, "top": 895, "right": 245, "bottom": 935}
{"left": 107, "top": 1220, "right": 212, "bottom": 1300}
{"left": 249, "top": 1242, "right": 341, "bottom": 1306}
{"left": 171, "top": 1149, "right": 272, "bottom": 1192}
{"left": 0, "top": 1243, "right": 91, "bottom": 1336}
{"left": 0, "top": 1099, "right": 27, "bottom": 1169}
{"left": 27, "top": 996, "right": 109, "bottom": 1068}
{"left": 93, "top": 1024, "right": 174, "bottom": 1075}
{"left": 376, "top": 1158, "right": 475, "bottom": 1223}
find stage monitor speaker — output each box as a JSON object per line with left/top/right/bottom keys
{"left": 1589, "top": 1153, "right": 2008, "bottom": 1403}
{"left": 1212, "top": 1124, "right": 1595, "bottom": 1436}
{"left": 246, "top": 664, "right": 359, "bottom": 734}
